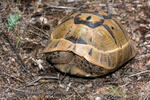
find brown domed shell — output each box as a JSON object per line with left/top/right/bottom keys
{"left": 43, "top": 10, "right": 136, "bottom": 72}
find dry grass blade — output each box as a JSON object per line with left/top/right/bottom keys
{"left": 26, "top": 76, "right": 58, "bottom": 87}
{"left": 29, "top": 24, "right": 49, "bottom": 38}
{"left": 129, "top": 70, "right": 150, "bottom": 77}
{"left": 12, "top": 88, "right": 52, "bottom": 95}
{"left": 143, "top": 92, "right": 150, "bottom": 100}
{"left": 0, "top": 71, "right": 24, "bottom": 83}
{"left": 42, "top": 5, "right": 78, "bottom": 10}
{"left": 2, "top": 32, "right": 32, "bottom": 77}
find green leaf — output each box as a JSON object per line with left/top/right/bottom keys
{"left": 6, "top": 13, "right": 20, "bottom": 30}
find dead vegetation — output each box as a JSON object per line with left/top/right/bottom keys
{"left": 0, "top": 0, "right": 150, "bottom": 100}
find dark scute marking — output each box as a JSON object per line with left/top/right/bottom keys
{"left": 99, "top": 54, "right": 103, "bottom": 64}
{"left": 59, "top": 17, "right": 74, "bottom": 25}
{"left": 74, "top": 15, "right": 104, "bottom": 28}
{"left": 117, "top": 51, "right": 122, "bottom": 67}
{"left": 66, "top": 28, "right": 71, "bottom": 35}
{"left": 65, "top": 25, "right": 73, "bottom": 37}
{"left": 90, "top": 37, "right": 92, "bottom": 42}
{"left": 73, "top": 45, "right": 76, "bottom": 50}
{"left": 67, "top": 44, "right": 72, "bottom": 48}
{"left": 74, "top": 11, "right": 112, "bottom": 28}
{"left": 103, "top": 15, "right": 112, "bottom": 19}
{"left": 66, "top": 37, "right": 87, "bottom": 44}
{"left": 107, "top": 55, "right": 111, "bottom": 66}
{"left": 88, "top": 48, "right": 93, "bottom": 56}
{"left": 129, "top": 45, "right": 133, "bottom": 57}
{"left": 102, "top": 24, "right": 117, "bottom": 45}
{"left": 68, "top": 67, "right": 72, "bottom": 75}
{"left": 112, "top": 19, "right": 128, "bottom": 40}
{"left": 80, "top": 10, "right": 112, "bottom": 19}
{"left": 86, "top": 16, "right": 91, "bottom": 20}
{"left": 54, "top": 40, "right": 60, "bottom": 48}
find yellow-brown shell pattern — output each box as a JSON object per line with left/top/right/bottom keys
{"left": 43, "top": 10, "right": 137, "bottom": 70}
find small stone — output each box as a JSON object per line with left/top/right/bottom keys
{"left": 145, "top": 33, "right": 150, "bottom": 39}
{"left": 67, "top": 0, "right": 75, "bottom": 3}
{"left": 95, "top": 97, "right": 102, "bottom": 100}
{"left": 143, "top": 42, "right": 148, "bottom": 45}
{"left": 141, "top": 47, "right": 147, "bottom": 53}
{"left": 39, "top": 16, "right": 48, "bottom": 24}
{"left": 146, "top": 45, "right": 150, "bottom": 49}
{"left": 147, "top": 0, "right": 150, "bottom": 7}
{"left": 85, "top": 83, "right": 93, "bottom": 88}
{"left": 145, "top": 60, "right": 150, "bottom": 67}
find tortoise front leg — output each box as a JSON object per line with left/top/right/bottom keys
{"left": 46, "top": 51, "right": 74, "bottom": 64}
{"left": 47, "top": 51, "right": 92, "bottom": 77}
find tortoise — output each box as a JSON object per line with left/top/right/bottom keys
{"left": 43, "top": 10, "right": 137, "bottom": 77}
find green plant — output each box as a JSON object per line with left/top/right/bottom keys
{"left": 108, "top": 86, "right": 125, "bottom": 97}
{"left": 6, "top": 13, "right": 20, "bottom": 30}
{"left": 109, "top": 86, "right": 119, "bottom": 95}
{"left": 16, "top": 36, "right": 20, "bottom": 49}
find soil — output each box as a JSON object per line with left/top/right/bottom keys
{"left": 0, "top": 0, "right": 150, "bottom": 100}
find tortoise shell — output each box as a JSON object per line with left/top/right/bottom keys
{"left": 43, "top": 10, "right": 137, "bottom": 77}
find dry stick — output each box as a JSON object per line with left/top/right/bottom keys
{"left": 143, "top": 92, "right": 150, "bottom": 100}
{"left": 29, "top": 24, "right": 49, "bottom": 38}
{"left": 136, "top": 54, "right": 150, "bottom": 60}
{"left": 41, "top": 5, "right": 78, "bottom": 10}
{"left": 106, "top": 0, "right": 111, "bottom": 15}
{"left": 71, "top": 87, "right": 84, "bottom": 99}
{"left": 129, "top": 70, "right": 150, "bottom": 77}
{"left": 0, "top": 16, "right": 30, "bottom": 76}
{"left": 26, "top": 76, "right": 58, "bottom": 87}
{"left": 2, "top": 32, "right": 32, "bottom": 77}
{"left": 0, "top": 71, "right": 24, "bottom": 83}
{"left": 10, "top": 87, "right": 52, "bottom": 95}
{"left": 1, "top": 85, "right": 50, "bottom": 95}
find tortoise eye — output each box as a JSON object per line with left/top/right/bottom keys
{"left": 111, "top": 26, "right": 114, "bottom": 30}
{"left": 86, "top": 16, "right": 91, "bottom": 20}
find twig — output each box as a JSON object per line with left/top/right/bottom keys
{"left": 0, "top": 16, "right": 32, "bottom": 77}
{"left": 1, "top": 85, "right": 53, "bottom": 95}
{"left": 136, "top": 54, "right": 150, "bottom": 60}
{"left": 71, "top": 87, "right": 84, "bottom": 99}
{"left": 2, "top": 32, "right": 32, "bottom": 77}
{"left": 0, "top": 16, "right": 2, "bottom": 33}
{"left": 26, "top": 76, "right": 58, "bottom": 86}
{"left": 143, "top": 92, "right": 150, "bottom": 100}
{"left": 28, "top": 24, "right": 49, "bottom": 38}
{"left": 129, "top": 70, "right": 150, "bottom": 77}
{"left": 12, "top": 88, "right": 51, "bottom": 95}
{"left": 92, "top": 3, "right": 122, "bottom": 7}
{"left": 106, "top": 0, "right": 111, "bottom": 15}
{"left": 0, "top": 71, "right": 24, "bottom": 83}
{"left": 41, "top": 5, "right": 78, "bottom": 10}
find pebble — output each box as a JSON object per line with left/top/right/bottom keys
{"left": 145, "top": 34, "right": 150, "bottom": 39}
{"left": 145, "top": 60, "right": 150, "bottom": 67}
{"left": 39, "top": 16, "right": 48, "bottom": 24}
{"left": 95, "top": 97, "right": 102, "bottom": 100}
{"left": 85, "top": 83, "right": 93, "bottom": 88}
{"left": 141, "top": 47, "right": 147, "bottom": 53}
{"left": 147, "top": 0, "right": 150, "bottom": 7}
{"left": 146, "top": 45, "right": 150, "bottom": 49}
{"left": 67, "top": 0, "right": 75, "bottom": 3}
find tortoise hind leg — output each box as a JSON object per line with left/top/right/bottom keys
{"left": 55, "top": 64, "right": 92, "bottom": 77}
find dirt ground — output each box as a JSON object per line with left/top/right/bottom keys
{"left": 0, "top": 0, "right": 150, "bottom": 100}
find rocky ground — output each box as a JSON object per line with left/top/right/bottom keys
{"left": 0, "top": 0, "right": 150, "bottom": 100}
